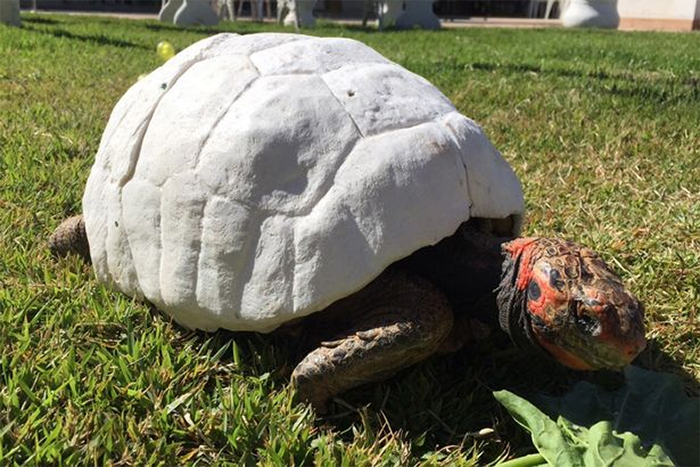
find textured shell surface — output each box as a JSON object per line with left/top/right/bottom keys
{"left": 82, "top": 33, "right": 525, "bottom": 332}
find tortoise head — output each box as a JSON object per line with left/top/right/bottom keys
{"left": 497, "top": 237, "right": 646, "bottom": 371}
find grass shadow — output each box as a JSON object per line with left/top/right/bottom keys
{"left": 143, "top": 22, "right": 232, "bottom": 35}
{"left": 467, "top": 60, "right": 700, "bottom": 104}
{"left": 311, "top": 335, "right": 576, "bottom": 457}
{"left": 198, "top": 322, "right": 700, "bottom": 455}
{"left": 23, "top": 24, "right": 148, "bottom": 49}
{"left": 22, "top": 16, "right": 60, "bottom": 25}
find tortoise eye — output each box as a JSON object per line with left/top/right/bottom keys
{"left": 528, "top": 280, "right": 541, "bottom": 301}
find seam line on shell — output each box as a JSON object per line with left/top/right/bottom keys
{"left": 248, "top": 35, "right": 311, "bottom": 55}
{"left": 101, "top": 101, "right": 135, "bottom": 175}
{"left": 153, "top": 186, "right": 164, "bottom": 305}
{"left": 440, "top": 112, "right": 475, "bottom": 212}
{"left": 193, "top": 196, "right": 208, "bottom": 322}
{"left": 192, "top": 58, "right": 261, "bottom": 176}
{"left": 320, "top": 74, "right": 365, "bottom": 139}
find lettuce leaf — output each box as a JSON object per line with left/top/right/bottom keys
{"left": 494, "top": 366, "right": 699, "bottom": 466}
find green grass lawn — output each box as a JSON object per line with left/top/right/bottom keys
{"left": 1, "top": 13, "right": 699, "bottom": 465}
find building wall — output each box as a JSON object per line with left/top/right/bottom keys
{"left": 618, "top": 0, "right": 700, "bottom": 30}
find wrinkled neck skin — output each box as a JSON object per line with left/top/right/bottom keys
{"left": 397, "top": 223, "right": 511, "bottom": 327}
{"left": 396, "top": 223, "right": 539, "bottom": 349}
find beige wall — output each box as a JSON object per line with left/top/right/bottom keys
{"left": 618, "top": 0, "right": 700, "bottom": 30}
{"left": 618, "top": 0, "right": 697, "bottom": 20}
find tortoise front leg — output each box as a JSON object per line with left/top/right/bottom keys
{"left": 291, "top": 271, "right": 454, "bottom": 412}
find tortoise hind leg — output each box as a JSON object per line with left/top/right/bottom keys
{"left": 291, "top": 271, "right": 454, "bottom": 412}
{"left": 48, "top": 214, "right": 90, "bottom": 262}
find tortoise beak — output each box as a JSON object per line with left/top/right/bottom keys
{"left": 536, "top": 299, "right": 647, "bottom": 371}
{"left": 586, "top": 290, "right": 647, "bottom": 370}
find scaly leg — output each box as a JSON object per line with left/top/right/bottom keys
{"left": 291, "top": 270, "right": 453, "bottom": 411}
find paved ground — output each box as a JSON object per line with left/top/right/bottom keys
{"left": 441, "top": 17, "right": 560, "bottom": 28}
{"left": 30, "top": 9, "right": 562, "bottom": 29}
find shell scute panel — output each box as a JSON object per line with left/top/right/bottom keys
{"left": 196, "top": 197, "right": 253, "bottom": 323}
{"left": 194, "top": 74, "right": 361, "bottom": 215}
{"left": 289, "top": 120, "right": 472, "bottom": 320}
{"left": 240, "top": 215, "right": 296, "bottom": 327}
{"left": 251, "top": 37, "right": 390, "bottom": 76}
{"left": 134, "top": 54, "right": 259, "bottom": 187}
{"left": 158, "top": 171, "right": 208, "bottom": 317}
{"left": 440, "top": 112, "right": 524, "bottom": 225}
{"left": 122, "top": 179, "right": 163, "bottom": 303}
{"left": 322, "top": 63, "right": 455, "bottom": 137}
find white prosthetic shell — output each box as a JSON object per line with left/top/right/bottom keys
{"left": 83, "top": 33, "right": 525, "bottom": 332}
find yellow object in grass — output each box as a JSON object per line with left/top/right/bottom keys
{"left": 157, "top": 41, "right": 176, "bottom": 62}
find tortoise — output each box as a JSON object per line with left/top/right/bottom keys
{"left": 49, "top": 33, "right": 646, "bottom": 411}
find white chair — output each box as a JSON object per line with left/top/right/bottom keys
{"left": 278, "top": 0, "right": 317, "bottom": 27}
{"left": 558, "top": 0, "right": 571, "bottom": 17}
{"left": 237, "top": 0, "right": 271, "bottom": 21}
{"left": 529, "top": 0, "right": 568, "bottom": 19}
{"left": 218, "top": 0, "right": 236, "bottom": 20}
{"left": 159, "top": 0, "right": 183, "bottom": 23}
{"left": 173, "top": 0, "right": 219, "bottom": 26}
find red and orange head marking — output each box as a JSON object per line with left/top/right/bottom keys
{"left": 502, "top": 237, "right": 646, "bottom": 371}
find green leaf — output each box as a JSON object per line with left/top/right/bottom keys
{"left": 496, "top": 389, "right": 675, "bottom": 466}
{"left": 493, "top": 390, "right": 585, "bottom": 467}
{"left": 538, "top": 366, "right": 699, "bottom": 466}
{"left": 582, "top": 421, "right": 673, "bottom": 467}
{"left": 495, "top": 366, "right": 699, "bottom": 467}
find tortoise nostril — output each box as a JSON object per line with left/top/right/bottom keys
{"left": 576, "top": 312, "right": 601, "bottom": 336}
